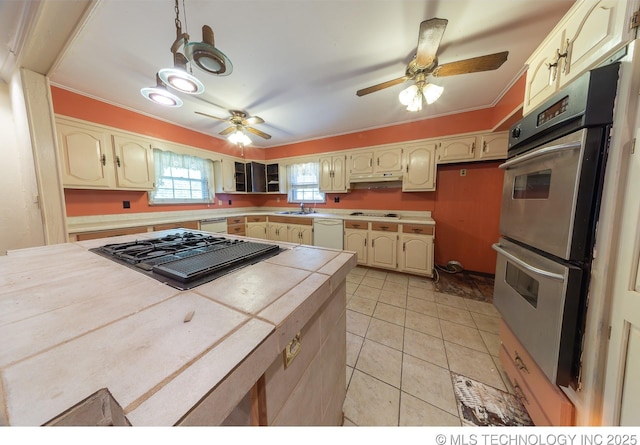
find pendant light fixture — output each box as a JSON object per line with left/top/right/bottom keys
{"left": 398, "top": 73, "right": 443, "bottom": 112}
{"left": 140, "top": 74, "right": 183, "bottom": 107}
{"left": 141, "top": 0, "right": 232, "bottom": 106}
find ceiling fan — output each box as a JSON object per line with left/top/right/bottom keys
{"left": 195, "top": 109, "right": 271, "bottom": 144}
{"left": 356, "top": 18, "right": 509, "bottom": 110}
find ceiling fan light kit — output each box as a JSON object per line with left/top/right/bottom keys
{"left": 141, "top": 0, "right": 232, "bottom": 106}
{"left": 357, "top": 17, "right": 508, "bottom": 112}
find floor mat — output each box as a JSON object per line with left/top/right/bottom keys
{"left": 452, "top": 373, "right": 533, "bottom": 426}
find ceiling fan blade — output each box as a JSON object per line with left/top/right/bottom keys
{"left": 245, "top": 116, "right": 265, "bottom": 125}
{"left": 415, "top": 18, "right": 448, "bottom": 68}
{"left": 433, "top": 51, "right": 509, "bottom": 77}
{"left": 219, "top": 126, "right": 235, "bottom": 136}
{"left": 195, "top": 111, "right": 228, "bottom": 121}
{"left": 356, "top": 76, "right": 408, "bottom": 96}
{"left": 246, "top": 126, "right": 272, "bottom": 139}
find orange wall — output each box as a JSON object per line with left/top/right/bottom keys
{"left": 433, "top": 162, "right": 504, "bottom": 274}
{"left": 54, "top": 79, "right": 524, "bottom": 274}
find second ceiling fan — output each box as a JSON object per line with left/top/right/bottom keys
{"left": 195, "top": 109, "right": 271, "bottom": 144}
{"left": 356, "top": 18, "right": 509, "bottom": 111}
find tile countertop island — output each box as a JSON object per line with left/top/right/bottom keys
{"left": 0, "top": 230, "right": 356, "bottom": 426}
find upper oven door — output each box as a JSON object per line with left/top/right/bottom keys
{"left": 499, "top": 127, "right": 604, "bottom": 261}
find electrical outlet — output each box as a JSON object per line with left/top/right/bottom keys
{"left": 217, "top": 200, "right": 222, "bottom": 205}
{"left": 460, "top": 169, "right": 467, "bottom": 177}
{"left": 334, "top": 196, "right": 340, "bottom": 203}
{"left": 228, "top": 199, "right": 232, "bottom": 205}
{"left": 122, "top": 201, "right": 130, "bottom": 209}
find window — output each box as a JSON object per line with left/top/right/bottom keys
{"left": 149, "top": 150, "right": 214, "bottom": 204}
{"left": 287, "top": 161, "right": 325, "bottom": 203}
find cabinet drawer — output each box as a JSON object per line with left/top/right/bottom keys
{"left": 153, "top": 221, "right": 199, "bottom": 231}
{"left": 268, "top": 216, "right": 313, "bottom": 226}
{"left": 75, "top": 226, "right": 147, "bottom": 241}
{"left": 344, "top": 220, "right": 368, "bottom": 230}
{"left": 401, "top": 224, "right": 434, "bottom": 235}
{"left": 228, "top": 223, "right": 246, "bottom": 235}
{"left": 246, "top": 215, "right": 267, "bottom": 223}
{"left": 499, "top": 345, "right": 551, "bottom": 426}
{"left": 370, "top": 222, "right": 398, "bottom": 232}
{"left": 227, "top": 216, "right": 245, "bottom": 225}
{"left": 499, "top": 321, "right": 574, "bottom": 425}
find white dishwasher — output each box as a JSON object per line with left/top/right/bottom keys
{"left": 200, "top": 217, "right": 227, "bottom": 233}
{"left": 313, "top": 218, "right": 343, "bottom": 250}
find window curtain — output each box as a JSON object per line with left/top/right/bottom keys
{"left": 150, "top": 150, "right": 213, "bottom": 203}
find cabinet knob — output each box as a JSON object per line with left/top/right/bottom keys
{"left": 514, "top": 352, "right": 529, "bottom": 373}
{"left": 101, "top": 154, "right": 106, "bottom": 166}
{"left": 116, "top": 156, "right": 121, "bottom": 167}
{"left": 513, "top": 382, "right": 529, "bottom": 405}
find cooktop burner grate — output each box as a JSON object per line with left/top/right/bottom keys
{"left": 154, "top": 242, "right": 280, "bottom": 282}
{"left": 90, "top": 232, "right": 282, "bottom": 290}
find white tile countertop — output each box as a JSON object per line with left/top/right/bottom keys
{"left": 66, "top": 208, "right": 434, "bottom": 234}
{"left": 0, "top": 231, "right": 356, "bottom": 425}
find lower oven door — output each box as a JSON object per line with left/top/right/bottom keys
{"left": 492, "top": 238, "right": 583, "bottom": 386}
{"left": 499, "top": 127, "right": 606, "bottom": 261}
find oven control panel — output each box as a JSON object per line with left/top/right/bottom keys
{"left": 537, "top": 96, "right": 569, "bottom": 127}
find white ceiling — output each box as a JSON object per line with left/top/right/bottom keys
{"left": 7, "top": 0, "right": 575, "bottom": 148}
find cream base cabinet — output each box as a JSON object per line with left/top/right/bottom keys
{"left": 319, "top": 155, "right": 347, "bottom": 193}
{"left": 403, "top": 143, "right": 437, "bottom": 191}
{"left": 111, "top": 134, "right": 155, "bottom": 189}
{"left": 524, "top": 0, "right": 636, "bottom": 115}
{"left": 268, "top": 222, "right": 289, "bottom": 242}
{"left": 287, "top": 224, "right": 313, "bottom": 245}
{"left": 368, "top": 223, "right": 398, "bottom": 270}
{"left": 399, "top": 224, "right": 435, "bottom": 277}
{"left": 344, "top": 221, "right": 368, "bottom": 264}
{"left": 56, "top": 120, "right": 115, "bottom": 188}
{"left": 246, "top": 216, "right": 268, "bottom": 240}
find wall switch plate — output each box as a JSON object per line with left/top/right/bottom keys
{"left": 228, "top": 199, "right": 232, "bottom": 205}
{"left": 217, "top": 200, "right": 222, "bottom": 205}
{"left": 460, "top": 169, "right": 467, "bottom": 177}
{"left": 122, "top": 201, "right": 130, "bottom": 209}
{"left": 334, "top": 196, "right": 340, "bottom": 203}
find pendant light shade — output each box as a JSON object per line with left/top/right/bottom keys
{"left": 142, "top": 0, "right": 232, "bottom": 106}
{"left": 158, "top": 53, "right": 205, "bottom": 94}
{"left": 140, "top": 74, "right": 183, "bottom": 107}
{"left": 184, "top": 25, "right": 233, "bottom": 75}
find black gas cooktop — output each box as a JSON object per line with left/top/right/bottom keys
{"left": 90, "top": 232, "right": 281, "bottom": 290}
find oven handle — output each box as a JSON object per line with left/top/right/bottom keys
{"left": 499, "top": 141, "right": 581, "bottom": 170}
{"left": 492, "top": 243, "right": 565, "bottom": 281}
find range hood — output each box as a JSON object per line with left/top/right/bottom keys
{"left": 349, "top": 172, "right": 403, "bottom": 183}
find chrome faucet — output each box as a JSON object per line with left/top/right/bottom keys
{"left": 300, "top": 202, "right": 305, "bottom": 213}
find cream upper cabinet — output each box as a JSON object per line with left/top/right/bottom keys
{"left": 436, "top": 135, "right": 478, "bottom": 164}
{"left": 319, "top": 155, "right": 348, "bottom": 193}
{"left": 477, "top": 132, "right": 509, "bottom": 161}
{"left": 524, "top": 0, "right": 637, "bottom": 115}
{"left": 56, "top": 118, "right": 154, "bottom": 190}
{"left": 56, "top": 120, "right": 115, "bottom": 188}
{"left": 111, "top": 134, "right": 155, "bottom": 189}
{"left": 403, "top": 142, "right": 437, "bottom": 191}
{"left": 374, "top": 147, "right": 403, "bottom": 173}
{"left": 349, "top": 147, "right": 403, "bottom": 176}
{"left": 349, "top": 151, "right": 374, "bottom": 175}
{"left": 436, "top": 132, "right": 508, "bottom": 164}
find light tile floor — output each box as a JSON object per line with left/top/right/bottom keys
{"left": 343, "top": 266, "right": 514, "bottom": 426}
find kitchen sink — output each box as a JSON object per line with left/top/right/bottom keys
{"left": 276, "top": 211, "right": 314, "bottom": 215}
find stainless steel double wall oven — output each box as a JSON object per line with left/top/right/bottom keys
{"left": 493, "top": 62, "right": 620, "bottom": 388}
